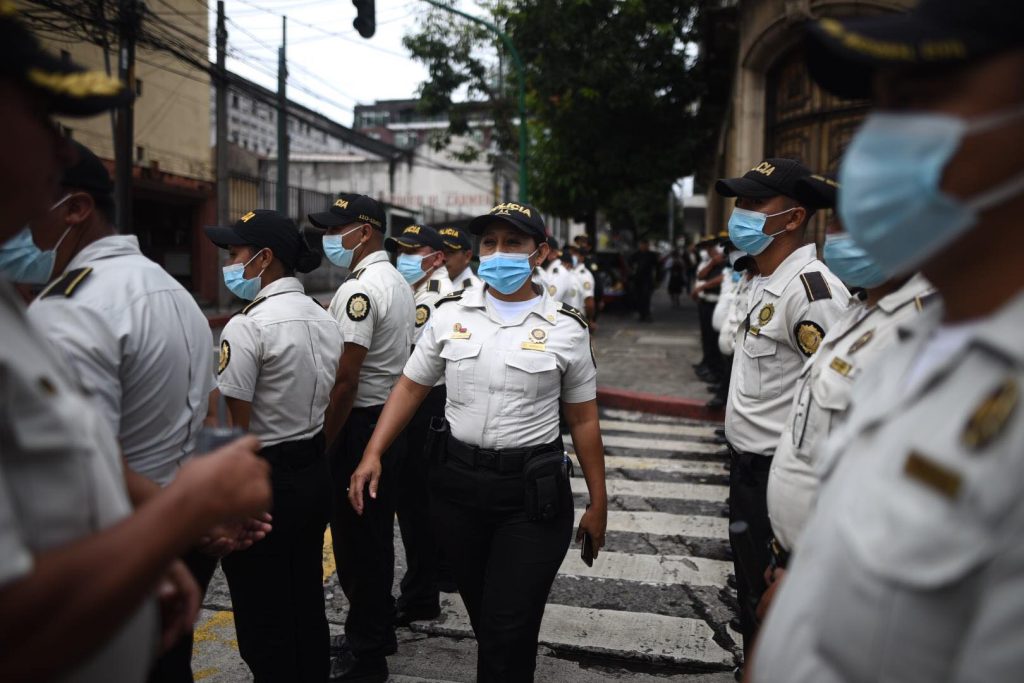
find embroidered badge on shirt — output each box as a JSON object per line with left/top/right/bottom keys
{"left": 758, "top": 303, "right": 775, "bottom": 326}
{"left": 848, "top": 329, "right": 874, "bottom": 354}
{"left": 450, "top": 323, "right": 471, "bottom": 340}
{"left": 218, "top": 340, "right": 231, "bottom": 375}
{"left": 584, "top": 281, "right": 592, "bottom": 290}
{"left": 904, "top": 451, "right": 962, "bottom": 500}
{"left": 962, "top": 378, "right": 1019, "bottom": 450}
{"left": 347, "top": 294, "right": 370, "bottom": 321}
{"left": 548, "top": 284, "right": 557, "bottom": 296}
{"left": 415, "top": 304, "right": 430, "bottom": 328}
{"left": 795, "top": 321, "right": 825, "bottom": 356}
{"left": 521, "top": 328, "right": 548, "bottom": 351}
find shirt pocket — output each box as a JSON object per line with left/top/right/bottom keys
{"left": 440, "top": 342, "right": 481, "bottom": 405}
{"left": 504, "top": 352, "right": 560, "bottom": 412}
{"left": 740, "top": 333, "right": 781, "bottom": 399}
{"left": 793, "top": 366, "right": 851, "bottom": 463}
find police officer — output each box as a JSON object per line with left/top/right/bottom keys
{"left": 206, "top": 209, "right": 341, "bottom": 682}
{"left": 716, "top": 157, "right": 850, "bottom": 660}
{"left": 569, "top": 243, "right": 597, "bottom": 325}
{"left": 573, "top": 234, "right": 603, "bottom": 323}
{"left": 558, "top": 246, "right": 586, "bottom": 312}
{"left": 14, "top": 140, "right": 229, "bottom": 681}
{"left": 754, "top": 3, "right": 1024, "bottom": 679}
{"left": 387, "top": 224, "right": 448, "bottom": 625}
{"left": 438, "top": 224, "right": 482, "bottom": 293}
{"left": 0, "top": 10, "right": 270, "bottom": 680}
{"left": 310, "top": 193, "right": 414, "bottom": 682}
{"left": 692, "top": 234, "right": 726, "bottom": 389}
{"left": 759, "top": 174, "right": 934, "bottom": 616}
{"left": 629, "top": 235, "right": 660, "bottom": 322}
{"left": 348, "top": 202, "right": 608, "bottom": 682}
{"left": 541, "top": 236, "right": 580, "bottom": 308}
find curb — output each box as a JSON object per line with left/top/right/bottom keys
{"left": 597, "top": 386, "right": 724, "bottom": 422}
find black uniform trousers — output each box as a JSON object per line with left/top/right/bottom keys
{"left": 396, "top": 384, "right": 447, "bottom": 614}
{"left": 633, "top": 281, "right": 654, "bottom": 321}
{"left": 221, "top": 432, "right": 331, "bottom": 683}
{"left": 147, "top": 548, "right": 219, "bottom": 682}
{"left": 330, "top": 405, "right": 408, "bottom": 660}
{"left": 727, "top": 448, "right": 773, "bottom": 661}
{"left": 430, "top": 444, "right": 573, "bottom": 683}
{"left": 697, "top": 298, "right": 723, "bottom": 377}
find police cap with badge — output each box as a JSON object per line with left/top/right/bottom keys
{"left": 716, "top": 158, "right": 813, "bottom": 202}
{"left": 307, "top": 192, "right": 386, "bottom": 232}
{"left": 468, "top": 202, "right": 547, "bottom": 242}
{"left": 385, "top": 224, "right": 444, "bottom": 254}
{"left": 437, "top": 225, "right": 473, "bottom": 252}
{"left": 1, "top": 1, "right": 130, "bottom": 116}
{"left": 205, "top": 209, "right": 321, "bottom": 273}
{"left": 792, "top": 174, "right": 839, "bottom": 210}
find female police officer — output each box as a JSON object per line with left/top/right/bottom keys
{"left": 205, "top": 209, "right": 343, "bottom": 682}
{"left": 349, "top": 202, "right": 608, "bottom": 682}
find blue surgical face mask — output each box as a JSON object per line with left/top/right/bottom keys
{"left": 727, "top": 206, "right": 795, "bottom": 256}
{"left": 223, "top": 249, "right": 266, "bottom": 300}
{"left": 824, "top": 233, "right": 888, "bottom": 289}
{"left": 397, "top": 251, "right": 437, "bottom": 285}
{"left": 0, "top": 194, "right": 74, "bottom": 284}
{"left": 478, "top": 249, "right": 538, "bottom": 295}
{"left": 571, "top": 255, "right": 579, "bottom": 268}
{"left": 322, "top": 226, "right": 364, "bottom": 269}
{"left": 839, "top": 105, "right": 1024, "bottom": 276}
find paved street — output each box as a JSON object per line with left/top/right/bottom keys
{"left": 192, "top": 405, "right": 739, "bottom": 681}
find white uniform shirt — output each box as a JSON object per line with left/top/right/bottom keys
{"left": 28, "top": 235, "right": 215, "bottom": 486}
{"left": 719, "top": 272, "right": 753, "bottom": 356}
{"left": 328, "top": 250, "right": 415, "bottom": 408}
{"left": 218, "top": 277, "right": 343, "bottom": 448}
{"left": 0, "top": 281, "right": 157, "bottom": 682}
{"left": 754, "top": 289, "right": 1024, "bottom": 683}
{"left": 445, "top": 265, "right": 482, "bottom": 293}
{"left": 531, "top": 265, "right": 549, "bottom": 289}
{"left": 403, "top": 285, "right": 597, "bottom": 449}
{"left": 711, "top": 266, "right": 735, "bottom": 332}
{"left": 574, "top": 262, "right": 596, "bottom": 304}
{"left": 725, "top": 244, "right": 851, "bottom": 455}
{"left": 544, "top": 261, "right": 582, "bottom": 310}
{"left": 766, "top": 274, "right": 934, "bottom": 551}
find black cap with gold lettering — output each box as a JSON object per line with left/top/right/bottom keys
{"left": 205, "top": 209, "right": 321, "bottom": 273}
{"left": 793, "top": 174, "right": 839, "bottom": 210}
{"left": 804, "top": 0, "right": 1023, "bottom": 100}
{"left": 385, "top": 224, "right": 444, "bottom": 253}
{"left": 715, "top": 158, "right": 812, "bottom": 201}
{"left": 437, "top": 225, "right": 472, "bottom": 251}
{"left": 467, "top": 202, "right": 547, "bottom": 243}
{"left": 308, "top": 192, "right": 386, "bottom": 232}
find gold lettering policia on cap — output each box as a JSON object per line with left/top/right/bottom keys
{"left": 334, "top": 198, "right": 350, "bottom": 209}
{"left": 492, "top": 202, "right": 532, "bottom": 218}
{"left": 751, "top": 161, "right": 776, "bottom": 176}
{"left": 240, "top": 211, "right": 256, "bottom": 222}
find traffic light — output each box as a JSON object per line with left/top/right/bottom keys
{"left": 352, "top": 0, "right": 375, "bottom": 39}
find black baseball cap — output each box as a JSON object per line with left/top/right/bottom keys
{"left": 546, "top": 236, "right": 560, "bottom": 253}
{"left": 437, "top": 225, "right": 472, "bottom": 251}
{"left": 385, "top": 224, "right": 444, "bottom": 253}
{"left": 715, "top": 158, "right": 813, "bottom": 201}
{"left": 308, "top": 192, "right": 386, "bottom": 232}
{"left": 61, "top": 141, "right": 113, "bottom": 195}
{"left": 805, "top": 0, "right": 1024, "bottom": 100}
{"left": 467, "top": 201, "right": 547, "bottom": 243}
{"left": 793, "top": 174, "right": 839, "bottom": 210}
{"left": 205, "top": 209, "right": 321, "bottom": 273}
{"left": 1, "top": 5, "right": 130, "bottom": 116}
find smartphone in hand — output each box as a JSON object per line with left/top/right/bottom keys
{"left": 581, "top": 531, "right": 595, "bottom": 567}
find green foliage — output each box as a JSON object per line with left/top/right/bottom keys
{"left": 403, "top": 0, "right": 729, "bottom": 232}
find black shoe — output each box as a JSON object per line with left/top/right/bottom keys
{"left": 329, "top": 634, "right": 351, "bottom": 657}
{"left": 436, "top": 579, "right": 457, "bottom": 593}
{"left": 715, "top": 427, "right": 726, "bottom": 438}
{"left": 328, "top": 651, "right": 388, "bottom": 683}
{"left": 394, "top": 606, "right": 440, "bottom": 627}
{"left": 734, "top": 665, "right": 744, "bottom": 682}
{"left": 727, "top": 574, "right": 738, "bottom": 590}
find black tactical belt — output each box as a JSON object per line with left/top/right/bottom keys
{"left": 447, "top": 436, "right": 561, "bottom": 474}
{"left": 259, "top": 431, "right": 325, "bottom": 471}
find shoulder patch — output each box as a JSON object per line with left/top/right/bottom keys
{"left": 415, "top": 303, "right": 430, "bottom": 328}
{"left": 427, "top": 279, "right": 440, "bottom": 293}
{"left": 346, "top": 293, "right": 370, "bottom": 321}
{"left": 218, "top": 340, "right": 231, "bottom": 375}
{"left": 241, "top": 296, "right": 267, "bottom": 315}
{"left": 435, "top": 290, "right": 464, "bottom": 308}
{"left": 558, "top": 302, "right": 588, "bottom": 329}
{"left": 40, "top": 267, "right": 93, "bottom": 299}
{"left": 800, "top": 271, "right": 832, "bottom": 302}
{"left": 794, "top": 320, "right": 825, "bottom": 356}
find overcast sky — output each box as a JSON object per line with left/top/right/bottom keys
{"left": 209, "top": 0, "right": 486, "bottom": 127}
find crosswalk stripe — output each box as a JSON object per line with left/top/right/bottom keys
{"left": 570, "top": 476, "right": 728, "bottom": 501}
{"left": 597, "top": 419, "right": 719, "bottom": 439}
{"left": 570, "top": 453, "right": 728, "bottom": 476}
{"left": 416, "top": 595, "right": 734, "bottom": 667}
{"left": 582, "top": 509, "right": 728, "bottom": 540}
{"left": 600, "top": 433, "right": 726, "bottom": 454}
{"left": 559, "top": 549, "right": 732, "bottom": 587}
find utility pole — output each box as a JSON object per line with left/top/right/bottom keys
{"left": 114, "top": 0, "right": 141, "bottom": 231}
{"left": 421, "top": 0, "right": 529, "bottom": 203}
{"left": 276, "top": 16, "right": 288, "bottom": 215}
{"left": 215, "top": 1, "right": 230, "bottom": 308}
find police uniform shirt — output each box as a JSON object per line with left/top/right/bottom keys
{"left": 327, "top": 250, "right": 415, "bottom": 408}
{"left": 403, "top": 286, "right": 596, "bottom": 449}
{"left": 719, "top": 273, "right": 753, "bottom": 357}
{"left": 544, "top": 261, "right": 581, "bottom": 309}
{"left": 574, "top": 262, "right": 596, "bottom": 302}
{"left": 413, "top": 277, "right": 444, "bottom": 346}
{"left": 531, "top": 265, "right": 549, "bottom": 289}
{"left": 766, "top": 274, "right": 934, "bottom": 551}
{"left": 447, "top": 265, "right": 482, "bottom": 293}
{"left": 0, "top": 280, "right": 157, "bottom": 681}
{"left": 28, "top": 235, "right": 215, "bottom": 486}
{"left": 219, "top": 277, "right": 343, "bottom": 448}
{"left": 725, "top": 244, "right": 851, "bottom": 456}
{"left": 753, "top": 289, "right": 1024, "bottom": 683}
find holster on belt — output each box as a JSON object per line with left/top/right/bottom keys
{"left": 523, "top": 441, "right": 567, "bottom": 523}
{"left": 425, "top": 416, "right": 450, "bottom": 465}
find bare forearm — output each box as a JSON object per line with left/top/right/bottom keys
{"left": 123, "top": 460, "right": 162, "bottom": 507}
{"left": 0, "top": 483, "right": 214, "bottom": 680}
{"left": 363, "top": 375, "right": 431, "bottom": 461}
{"left": 564, "top": 400, "right": 607, "bottom": 505}
{"left": 325, "top": 380, "right": 358, "bottom": 444}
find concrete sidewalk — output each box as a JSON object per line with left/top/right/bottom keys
{"left": 593, "top": 288, "right": 721, "bottom": 420}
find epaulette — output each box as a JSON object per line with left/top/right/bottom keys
{"left": 241, "top": 296, "right": 267, "bottom": 315}
{"left": 800, "top": 271, "right": 832, "bottom": 302}
{"left": 40, "top": 267, "right": 93, "bottom": 299}
{"left": 435, "top": 290, "right": 464, "bottom": 308}
{"left": 310, "top": 296, "right": 326, "bottom": 310}
{"left": 915, "top": 291, "right": 939, "bottom": 312}
{"left": 558, "top": 302, "right": 588, "bottom": 328}
{"left": 345, "top": 268, "right": 365, "bottom": 282}
{"left": 462, "top": 278, "right": 473, "bottom": 288}
{"left": 427, "top": 279, "right": 441, "bottom": 293}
